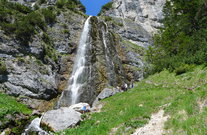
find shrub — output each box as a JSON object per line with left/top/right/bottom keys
{"left": 104, "top": 16, "right": 112, "bottom": 22}
{"left": 26, "top": 11, "right": 45, "bottom": 29}
{"left": 56, "top": 0, "right": 67, "bottom": 8}
{"left": 174, "top": 64, "right": 195, "bottom": 75}
{"left": 98, "top": 2, "right": 113, "bottom": 15}
{"left": 42, "top": 32, "right": 52, "bottom": 45}
{"left": 14, "top": 20, "right": 36, "bottom": 43}
{"left": 41, "top": 8, "right": 56, "bottom": 24}
{"left": 0, "top": 61, "right": 7, "bottom": 74}
{"left": 37, "top": 0, "right": 46, "bottom": 5}
{"left": 63, "top": 29, "right": 69, "bottom": 34}
{"left": 102, "top": 2, "right": 113, "bottom": 11}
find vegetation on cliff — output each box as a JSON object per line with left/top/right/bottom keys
{"left": 98, "top": 2, "right": 113, "bottom": 16}
{"left": 147, "top": 0, "right": 207, "bottom": 73}
{"left": 56, "top": 0, "right": 86, "bottom": 13}
{"left": 0, "top": 0, "right": 57, "bottom": 44}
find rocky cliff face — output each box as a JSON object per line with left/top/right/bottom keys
{"left": 0, "top": 1, "right": 87, "bottom": 110}
{"left": 57, "top": 17, "right": 127, "bottom": 106}
{"left": 100, "top": 0, "right": 165, "bottom": 48}
{"left": 98, "top": 0, "right": 165, "bottom": 81}
{"left": 104, "top": 0, "right": 165, "bottom": 34}
{"left": 0, "top": 0, "right": 166, "bottom": 111}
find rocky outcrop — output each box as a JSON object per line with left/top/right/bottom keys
{"left": 40, "top": 107, "right": 81, "bottom": 132}
{"left": 0, "top": 2, "right": 87, "bottom": 112}
{"left": 57, "top": 16, "right": 128, "bottom": 107}
{"left": 47, "top": 10, "right": 85, "bottom": 54}
{"left": 96, "top": 87, "right": 122, "bottom": 101}
{"left": 103, "top": 0, "right": 165, "bottom": 34}
{"left": 2, "top": 56, "right": 57, "bottom": 100}
{"left": 98, "top": 0, "right": 166, "bottom": 81}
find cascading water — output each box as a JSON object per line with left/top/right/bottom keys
{"left": 57, "top": 16, "right": 92, "bottom": 107}
{"left": 102, "top": 22, "right": 117, "bottom": 86}
{"left": 22, "top": 117, "right": 48, "bottom": 135}
{"left": 69, "top": 16, "right": 91, "bottom": 104}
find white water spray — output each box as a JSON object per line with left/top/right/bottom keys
{"left": 67, "top": 16, "right": 92, "bottom": 105}
{"left": 70, "top": 16, "right": 91, "bottom": 104}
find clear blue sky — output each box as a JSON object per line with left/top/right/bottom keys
{"left": 80, "top": 0, "right": 111, "bottom": 16}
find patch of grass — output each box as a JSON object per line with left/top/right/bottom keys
{"left": 0, "top": 93, "right": 31, "bottom": 119}
{"left": 0, "top": 93, "right": 32, "bottom": 134}
{"left": 57, "top": 65, "right": 207, "bottom": 135}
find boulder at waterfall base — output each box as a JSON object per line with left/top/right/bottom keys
{"left": 40, "top": 107, "right": 81, "bottom": 132}
{"left": 97, "top": 88, "right": 121, "bottom": 101}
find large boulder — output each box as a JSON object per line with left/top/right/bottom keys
{"left": 96, "top": 88, "right": 121, "bottom": 101}
{"left": 92, "top": 87, "right": 122, "bottom": 108}
{"left": 40, "top": 107, "right": 81, "bottom": 132}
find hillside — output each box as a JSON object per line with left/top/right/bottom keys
{"left": 59, "top": 65, "right": 207, "bottom": 135}
{"left": 0, "top": 0, "right": 207, "bottom": 134}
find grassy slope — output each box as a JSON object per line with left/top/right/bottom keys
{"left": 59, "top": 66, "right": 207, "bottom": 135}
{"left": 0, "top": 93, "right": 31, "bottom": 122}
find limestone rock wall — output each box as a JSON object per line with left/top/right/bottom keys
{"left": 104, "top": 0, "right": 165, "bottom": 34}
{"left": 0, "top": 6, "right": 86, "bottom": 109}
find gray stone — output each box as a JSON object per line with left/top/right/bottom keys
{"left": 97, "top": 88, "right": 121, "bottom": 101}
{"left": 1, "top": 56, "right": 58, "bottom": 100}
{"left": 104, "top": 0, "right": 165, "bottom": 34}
{"left": 41, "top": 107, "right": 81, "bottom": 132}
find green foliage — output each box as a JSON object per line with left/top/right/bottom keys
{"left": 104, "top": 16, "right": 113, "bottom": 22}
{"left": 0, "top": 92, "right": 31, "bottom": 121}
{"left": 102, "top": 2, "right": 113, "bottom": 11}
{"left": 56, "top": 0, "right": 86, "bottom": 13}
{"left": 148, "top": 0, "right": 207, "bottom": 73}
{"left": 41, "top": 8, "right": 56, "bottom": 24}
{"left": 57, "top": 66, "right": 207, "bottom": 135}
{"left": 43, "top": 43, "right": 59, "bottom": 63}
{"left": 0, "top": 93, "right": 32, "bottom": 134}
{"left": 98, "top": 2, "right": 113, "bottom": 15}
{"left": 174, "top": 64, "right": 195, "bottom": 75}
{"left": 62, "top": 29, "right": 69, "bottom": 34}
{"left": 0, "top": 60, "right": 7, "bottom": 74}
{"left": 37, "top": 0, "right": 46, "bottom": 5}
{"left": 0, "top": 0, "right": 56, "bottom": 44}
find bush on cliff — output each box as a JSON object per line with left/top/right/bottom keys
{"left": 56, "top": 0, "right": 86, "bottom": 13}
{"left": 0, "top": 61, "right": 7, "bottom": 74}
{"left": 98, "top": 2, "right": 113, "bottom": 15}
{"left": 0, "top": 0, "right": 56, "bottom": 44}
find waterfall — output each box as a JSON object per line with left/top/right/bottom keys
{"left": 57, "top": 16, "right": 92, "bottom": 107}
{"left": 22, "top": 117, "right": 48, "bottom": 135}
{"left": 70, "top": 16, "right": 91, "bottom": 104}
{"left": 102, "top": 22, "right": 116, "bottom": 86}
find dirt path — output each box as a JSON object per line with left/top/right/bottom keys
{"left": 131, "top": 110, "right": 169, "bottom": 135}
